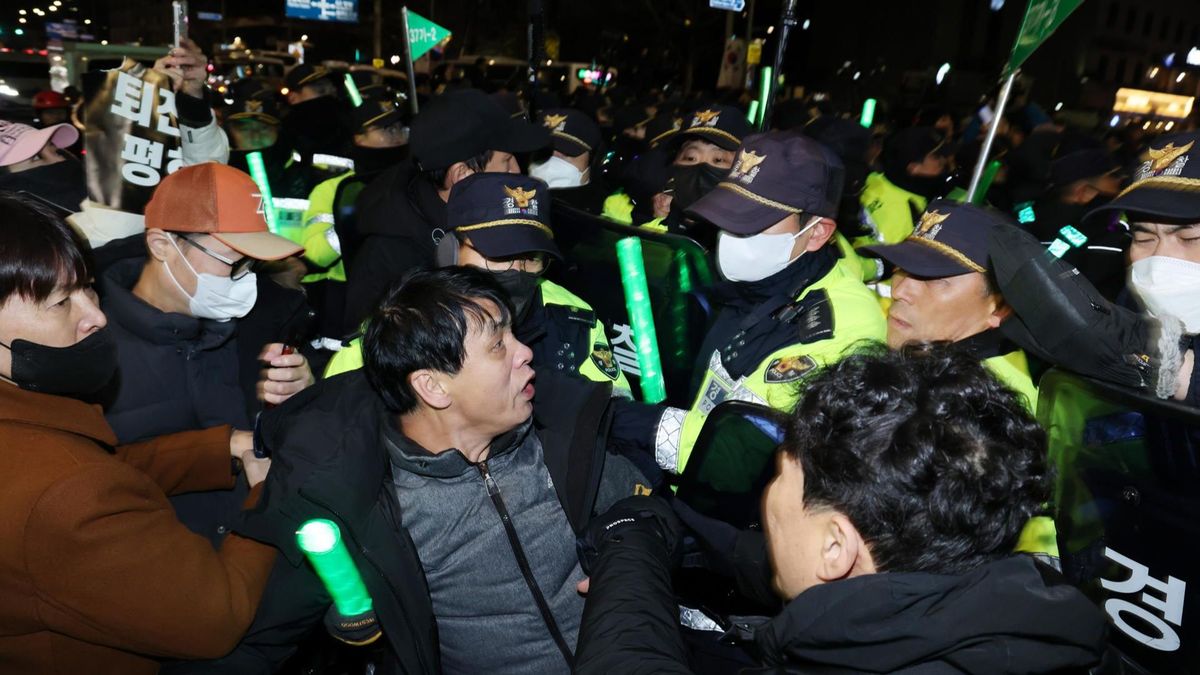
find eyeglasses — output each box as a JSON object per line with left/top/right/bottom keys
{"left": 175, "top": 234, "right": 258, "bottom": 280}
{"left": 479, "top": 249, "right": 549, "bottom": 275}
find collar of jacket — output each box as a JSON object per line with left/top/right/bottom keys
{"left": 955, "top": 327, "right": 1019, "bottom": 362}
{"left": 101, "top": 258, "right": 237, "bottom": 350}
{"left": 754, "top": 556, "right": 1105, "bottom": 672}
{"left": 0, "top": 381, "right": 116, "bottom": 446}
{"left": 383, "top": 415, "right": 533, "bottom": 479}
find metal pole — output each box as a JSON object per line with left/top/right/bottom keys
{"left": 400, "top": 7, "right": 420, "bottom": 117}
{"left": 760, "top": 0, "right": 797, "bottom": 131}
{"left": 966, "top": 71, "right": 1016, "bottom": 203}
{"left": 527, "top": 0, "right": 545, "bottom": 121}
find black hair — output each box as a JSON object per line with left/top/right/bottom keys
{"left": 0, "top": 191, "right": 91, "bottom": 306}
{"left": 782, "top": 342, "right": 1051, "bottom": 576}
{"left": 424, "top": 149, "right": 494, "bottom": 190}
{"left": 363, "top": 266, "right": 514, "bottom": 414}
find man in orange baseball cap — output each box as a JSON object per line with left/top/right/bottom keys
{"left": 97, "top": 162, "right": 311, "bottom": 545}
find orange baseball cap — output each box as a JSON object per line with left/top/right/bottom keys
{"left": 144, "top": 162, "right": 303, "bottom": 261}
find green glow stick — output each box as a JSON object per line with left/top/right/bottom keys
{"left": 296, "top": 519, "right": 374, "bottom": 616}
{"left": 746, "top": 100, "right": 760, "bottom": 124}
{"left": 970, "top": 160, "right": 1002, "bottom": 205}
{"left": 616, "top": 237, "right": 666, "bottom": 403}
{"left": 343, "top": 73, "right": 363, "bottom": 107}
{"left": 245, "top": 151, "right": 278, "bottom": 234}
{"left": 757, "top": 66, "right": 773, "bottom": 127}
{"left": 860, "top": 98, "right": 876, "bottom": 128}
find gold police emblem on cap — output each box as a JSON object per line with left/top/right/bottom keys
{"left": 245, "top": 100, "right": 263, "bottom": 113}
{"left": 734, "top": 150, "right": 766, "bottom": 175}
{"left": 692, "top": 109, "right": 721, "bottom": 127}
{"left": 915, "top": 210, "right": 950, "bottom": 239}
{"left": 543, "top": 113, "right": 568, "bottom": 131}
{"left": 1145, "top": 141, "right": 1194, "bottom": 172}
{"left": 504, "top": 185, "right": 537, "bottom": 209}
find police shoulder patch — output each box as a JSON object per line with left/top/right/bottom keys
{"left": 590, "top": 342, "right": 620, "bottom": 380}
{"left": 764, "top": 355, "right": 818, "bottom": 384}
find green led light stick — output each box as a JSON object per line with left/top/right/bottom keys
{"left": 616, "top": 237, "right": 667, "bottom": 404}
{"left": 296, "top": 519, "right": 374, "bottom": 616}
{"left": 343, "top": 73, "right": 363, "bottom": 107}
{"left": 245, "top": 151, "right": 278, "bottom": 234}
{"left": 970, "top": 160, "right": 1002, "bottom": 205}
{"left": 757, "top": 66, "right": 773, "bottom": 127}
{"left": 860, "top": 98, "right": 876, "bottom": 128}
{"left": 746, "top": 100, "right": 760, "bottom": 124}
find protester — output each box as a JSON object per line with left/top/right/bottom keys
{"left": 0, "top": 120, "right": 86, "bottom": 211}
{"left": 0, "top": 193, "right": 276, "bottom": 674}
{"left": 212, "top": 267, "right": 650, "bottom": 674}
{"left": 97, "top": 163, "right": 312, "bottom": 545}
{"left": 574, "top": 345, "right": 1108, "bottom": 674}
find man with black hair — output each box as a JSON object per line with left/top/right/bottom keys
{"left": 345, "top": 89, "right": 549, "bottom": 328}
{"left": 217, "top": 266, "right": 650, "bottom": 674}
{"left": 573, "top": 344, "right": 1108, "bottom": 674}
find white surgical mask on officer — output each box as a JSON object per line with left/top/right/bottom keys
{"left": 717, "top": 216, "right": 820, "bottom": 283}
{"left": 1129, "top": 255, "right": 1200, "bottom": 333}
{"left": 530, "top": 155, "right": 587, "bottom": 189}
{"left": 164, "top": 237, "right": 258, "bottom": 321}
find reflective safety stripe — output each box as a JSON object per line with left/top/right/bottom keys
{"left": 324, "top": 228, "right": 343, "bottom": 255}
{"left": 273, "top": 197, "right": 311, "bottom": 211}
{"left": 654, "top": 407, "right": 687, "bottom": 474}
{"left": 291, "top": 152, "right": 357, "bottom": 171}
{"left": 305, "top": 213, "right": 336, "bottom": 227}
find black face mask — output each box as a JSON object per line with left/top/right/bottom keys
{"left": 493, "top": 269, "right": 541, "bottom": 322}
{"left": 1, "top": 327, "right": 118, "bottom": 397}
{"left": 351, "top": 144, "right": 408, "bottom": 177}
{"left": 671, "top": 163, "right": 729, "bottom": 212}
{"left": 0, "top": 157, "right": 88, "bottom": 212}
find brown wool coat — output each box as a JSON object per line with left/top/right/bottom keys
{"left": 0, "top": 383, "right": 277, "bottom": 674}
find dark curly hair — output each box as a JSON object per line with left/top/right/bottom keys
{"left": 782, "top": 342, "right": 1052, "bottom": 575}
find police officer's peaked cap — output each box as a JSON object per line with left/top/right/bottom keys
{"left": 446, "top": 173, "right": 561, "bottom": 261}
{"left": 1086, "top": 131, "right": 1200, "bottom": 223}
{"left": 862, "top": 199, "right": 1011, "bottom": 278}
{"left": 688, "top": 131, "right": 844, "bottom": 235}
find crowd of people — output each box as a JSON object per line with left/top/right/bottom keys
{"left": 0, "top": 27, "right": 1196, "bottom": 675}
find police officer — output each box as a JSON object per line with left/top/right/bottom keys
{"left": 223, "top": 81, "right": 313, "bottom": 200}
{"left": 1086, "top": 131, "right": 1200, "bottom": 406}
{"left": 346, "top": 88, "right": 549, "bottom": 328}
{"left": 280, "top": 64, "right": 352, "bottom": 165}
{"left": 325, "top": 173, "right": 632, "bottom": 396}
{"left": 862, "top": 200, "right": 1039, "bottom": 408}
{"left": 532, "top": 107, "right": 607, "bottom": 213}
{"left": 299, "top": 95, "right": 408, "bottom": 341}
{"left": 857, "top": 127, "right": 952, "bottom": 252}
{"left": 652, "top": 131, "right": 887, "bottom": 474}
{"left": 862, "top": 200, "right": 1054, "bottom": 557}
{"left": 658, "top": 104, "right": 755, "bottom": 245}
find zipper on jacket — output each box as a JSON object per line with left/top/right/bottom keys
{"left": 476, "top": 460, "right": 574, "bottom": 668}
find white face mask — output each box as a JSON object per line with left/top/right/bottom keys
{"left": 164, "top": 237, "right": 258, "bottom": 322}
{"left": 530, "top": 155, "right": 587, "bottom": 189}
{"left": 717, "top": 217, "right": 820, "bottom": 283}
{"left": 1130, "top": 255, "right": 1200, "bottom": 333}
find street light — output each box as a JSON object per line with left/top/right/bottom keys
{"left": 1178, "top": 72, "right": 1187, "bottom": 83}
{"left": 18, "top": 9, "right": 26, "bottom": 14}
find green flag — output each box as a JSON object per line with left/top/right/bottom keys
{"left": 406, "top": 10, "right": 451, "bottom": 61}
{"left": 1006, "top": 0, "right": 1084, "bottom": 74}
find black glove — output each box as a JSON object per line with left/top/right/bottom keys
{"left": 323, "top": 605, "right": 382, "bottom": 646}
{"left": 578, "top": 496, "right": 683, "bottom": 575}
{"left": 671, "top": 499, "right": 740, "bottom": 577}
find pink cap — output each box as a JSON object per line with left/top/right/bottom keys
{"left": 0, "top": 121, "right": 79, "bottom": 167}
